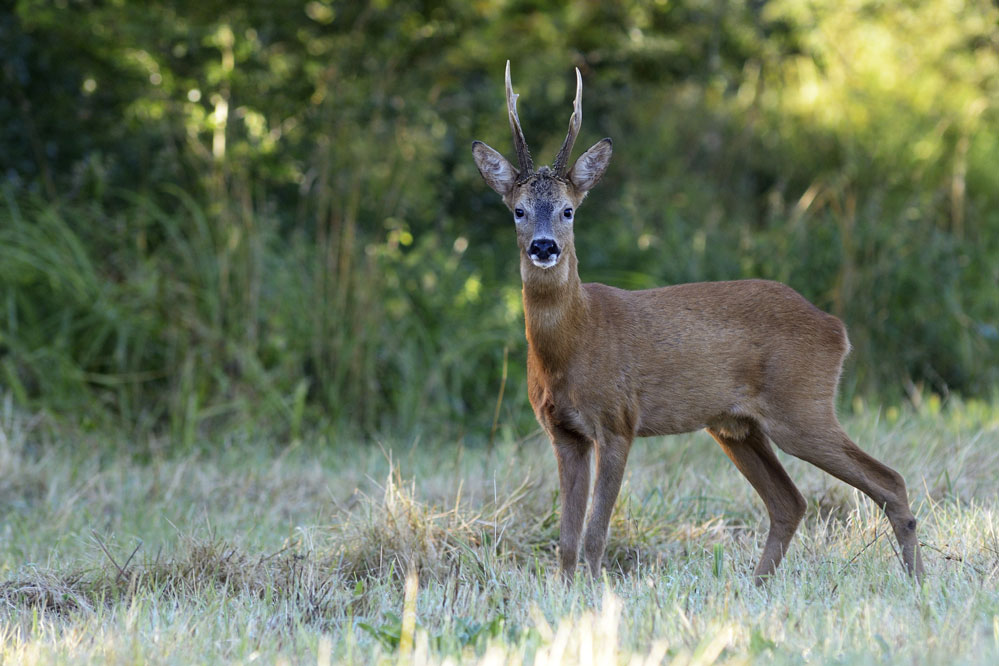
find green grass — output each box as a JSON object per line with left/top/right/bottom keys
{"left": 2, "top": 394, "right": 999, "bottom": 664}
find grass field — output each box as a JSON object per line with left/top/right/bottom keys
{"left": 2, "top": 394, "right": 998, "bottom": 664}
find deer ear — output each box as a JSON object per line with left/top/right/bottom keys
{"left": 472, "top": 141, "right": 519, "bottom": 196}
{"left": 569, "top": 138, "right": 613, "bottom": 194}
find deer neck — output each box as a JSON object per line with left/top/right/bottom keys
{"left": 521, "top": 245, "right": 588, "bottom": 373}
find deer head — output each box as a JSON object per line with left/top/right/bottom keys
{"left": 472, "top": 61, "right": 613, "bottom": 271}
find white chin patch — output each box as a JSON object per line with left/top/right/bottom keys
{"left": 529, "top": 255, "right": 560, "bottom": 269}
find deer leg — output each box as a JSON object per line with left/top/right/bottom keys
{"left": 707, "top": 423, "right": 806, "bottom": 583}
{"left": 767, "top": 418, "right": 924, "bottom": 580}
{"left": 551, "top": 427, "right": 593, "bottom": 580}
{"left": 582, "top": 435, "right": 632, "bottom": 577}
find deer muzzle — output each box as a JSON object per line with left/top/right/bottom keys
{"left": 528, "top": 238, "right": 561, "bottom": 268}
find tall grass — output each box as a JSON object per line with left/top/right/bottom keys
{"left": 0, "top": 187, "right": 523, "bottom": 442}
{"left": 2, "top": 171, "right": 996, "bottom": 444}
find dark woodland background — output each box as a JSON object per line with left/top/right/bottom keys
{"left": 1, "top": 0, "right": 997, "bottom": 445}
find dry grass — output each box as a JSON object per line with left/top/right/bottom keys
{"left": 2, "top": 394, "right": 999, "bottom": 664}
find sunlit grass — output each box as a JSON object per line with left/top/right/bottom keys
{"left": 2, "top": 396, "right": 998, "bottom": 664}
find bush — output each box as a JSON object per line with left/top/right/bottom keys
{"left": 1, "top": 0, "right": 997, "bottom": 442}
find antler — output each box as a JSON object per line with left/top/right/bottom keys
{"left": 505, "top": 61, "right": 534, "bottom": 178}
{"left": 552, "top": 67, "right": 582, "bottom": 178}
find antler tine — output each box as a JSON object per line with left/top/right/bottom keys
{"left": 552, "top": 67, "right": 583, "bottom": 178}
{"left": 505, "top": 61, "right": 534, "bottom": 178}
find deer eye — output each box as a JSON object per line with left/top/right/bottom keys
{"left": 514, "top": 208, "right": 525, "bottom": 219}
{"left": 563, "top": 207, "right": 573, "bottom": 218}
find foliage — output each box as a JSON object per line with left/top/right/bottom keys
{"left": 1, "top": 0, "right": 997, "bottom": 439}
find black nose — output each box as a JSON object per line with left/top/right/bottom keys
{"left": 528, "top": 238, "right": 560, "bottom": 261}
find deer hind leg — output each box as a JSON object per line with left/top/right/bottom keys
{"left": 766, "top": 416, "right": 924, "bottom": 580}
{"left": 551, "top": 426, "right": 593, "bottom": 580}
{"left": 707, "top": 421, "right": 806, "bottom": 584}
{"left": 582, "top": 434, "right": 632, "bottom": 577}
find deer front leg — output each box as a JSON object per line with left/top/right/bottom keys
{"left": 583, "top": 435, "right": 632, "bottom": 577}
{"left": 551, "top": 428, "right": 593, "bottom": 580}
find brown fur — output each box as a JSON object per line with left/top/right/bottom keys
{"left": 472, "top": 64, "right": 923, "bottom": 583}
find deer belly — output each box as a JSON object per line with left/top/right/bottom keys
{"left": 635, "top": 411, "right": 709, "bottom": 437}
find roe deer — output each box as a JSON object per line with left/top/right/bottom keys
{"left": 471, "top": 62, "right": 924, "bottom": 583}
